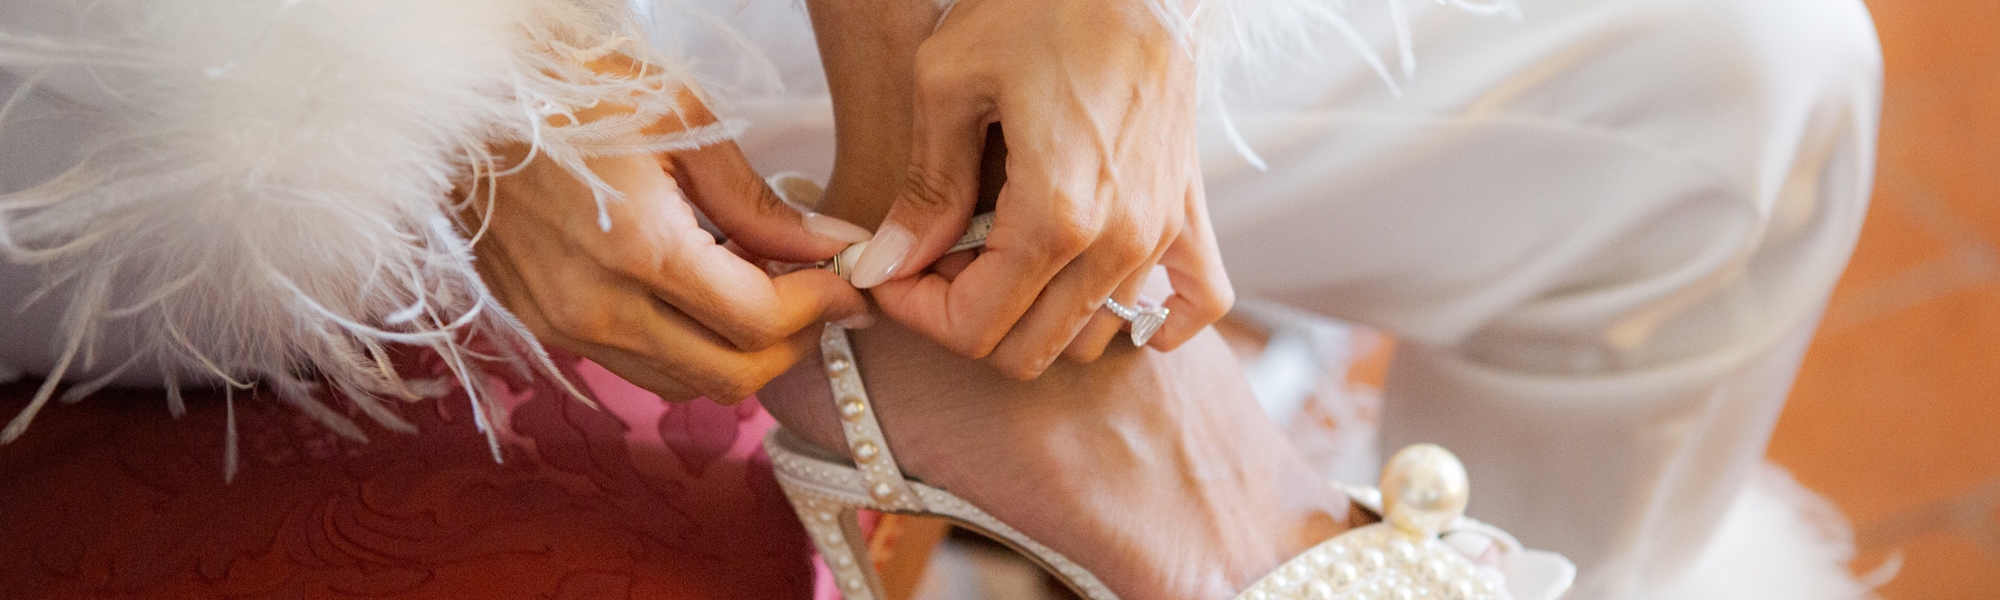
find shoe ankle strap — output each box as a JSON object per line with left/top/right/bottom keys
{"left": 820, "top": 325, "right": 925, "bottom": 511}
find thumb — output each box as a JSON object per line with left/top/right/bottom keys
{"left": 847, "top": 94, "right": 990, "bottom": 289}
{"left": 666, "top": 139, "right": 866, "bottom": 263}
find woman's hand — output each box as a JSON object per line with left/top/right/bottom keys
{"left": 842, "top": 0, "right": 1234, "bottom": 379}
{"left": 470, "top": 87, "right": 873, "bottom": 403}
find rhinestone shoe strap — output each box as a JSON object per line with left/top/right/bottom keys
{"left": 820, "top": 325, "right": 925, "bottom": 512}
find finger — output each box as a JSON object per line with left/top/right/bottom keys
{"left": 589, "top": 289, "right": 828, "bottom": 404}
{"left": 988, "top": 221, "right": 1160, "bottom": 378}
{"left": 666, "top": 139, "right": 864, "bottom": 264}
{"left": 575, "top": 345, "right": 706, "bottom": 403}
{"left": 1061, "top": 244, "right": 1167, "bottom": 363}
{"left": 1149, "top": 185, "right": 1234, "bottom": 351}
{"left": 846, "top": 52, "right": 994, "bottom": 289}
{"left": 647, "top": 238, "right": 869, "bottom": 352}
{"left": 868, "top": 175, "right": 1095, "bottom": 359}
{"left": 476, "top": 254, "right": 703, "bottom": 401}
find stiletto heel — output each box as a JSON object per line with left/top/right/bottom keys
{"left": 765, "top": 325, "right": 1574, "bottom": 600}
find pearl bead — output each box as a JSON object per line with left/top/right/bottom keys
{"left": 1380, "top": 444, "right": 1470, "bottom": 537}
{"left": 1392, "top": 539, "right": 1417, "bottom": 564}
{"left": 1422, "top": 558, "right": 1447, "bottom": 582}
{"left": 871, "top": 481, "right": 896, "bottom": 500}
{"left": 836, "top": 554, "right": 854, "bottom": 567}
{"left": 1448, "top": 580, "right": 1474, "bottom": 600}
{"left": 826, "top": 355, "right": 851, "bottom": 374}
{"left": 1361, "top": 548, "right": 1387, "bottom": 572}
{"left": 1307, "top": 581, "right": 1335, "bottom": 600}
{"left": 1331, "top": 562, "right": 1358, "bottom": 585}
{"left": 838, "top": 397, "right": 866, "bottom": 420}
{"left": 854, "top": 441, "right": 879, "bottom": 462}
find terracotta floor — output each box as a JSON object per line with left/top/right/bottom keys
{"left": 1763, "top": 1, "right": 2000, "bottom": 598}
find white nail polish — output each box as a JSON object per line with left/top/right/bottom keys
{"left": 804, "top": 213, "right": 874, "bottom": 244}
{"left": 849, "top": 224, "right": 912, "bottom": 289}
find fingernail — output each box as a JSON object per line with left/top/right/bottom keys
{"left": 803, "top": 213, "right": 874, "bottom": 244}
{"left": 833, "top": 312, "right": 876, "bottom": 329}
{"left": 767, "top": 172, "right": 825, "bottom": 208}
{"left": 849, "top": 223, "right": 912, "bottom": 289}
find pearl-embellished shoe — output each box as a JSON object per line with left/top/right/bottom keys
{"left": 764, "top": 325, "right": 1575, "bottom": 600}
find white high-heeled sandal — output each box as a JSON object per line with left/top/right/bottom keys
{"left": 764, "top": 325, "right": 1574, "bottom": 600}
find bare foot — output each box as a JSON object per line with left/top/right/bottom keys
{"left": 758, "top": 322, "right": 1355, "bottom": 600}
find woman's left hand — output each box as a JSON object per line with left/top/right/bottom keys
{"left": 841, "top": 0, "right": 1234, "bottom": 380}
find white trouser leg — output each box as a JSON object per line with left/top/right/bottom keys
{"left": 1197, "top": 0, "right": 1881, "bottom": 597}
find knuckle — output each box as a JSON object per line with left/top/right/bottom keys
{"left": 1107, "top": 227, "right": 1153, "bottom": 267}
{"left": 912, "top": 45, "right": 967, "bottom": 95}
{"left": 901, "top": 165, "right": 960, "bottom": 213}
{"left": 1039, "top": 214, "right": 1097, "bottom": 260}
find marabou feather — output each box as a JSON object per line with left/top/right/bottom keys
{"left": 0, "top": 0, "right": 717, "bottom": 465}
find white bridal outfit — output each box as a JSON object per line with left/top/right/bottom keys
{"left": 0, "top": 0, "right": 1881, "bottom": 598}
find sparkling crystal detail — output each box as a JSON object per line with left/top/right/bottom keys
{"left": 854, "top": 441, "right": 879, "bottom": 462}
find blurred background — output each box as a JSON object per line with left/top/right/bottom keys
{"left": 1763, "top": 0, "right": 2000, "bottom": 597}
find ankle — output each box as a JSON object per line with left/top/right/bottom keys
{"left": 756, "top": 323, "right": 1356, "bottom": 599}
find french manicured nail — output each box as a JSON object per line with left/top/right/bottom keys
{"left": 833, "top": 312, "right": 876, "bottom": 329}
{"left": 849, "top": 223, "right": 912, "bottom": 289}
{"left": 803, "top": 213, "right": 873, "bottom": 244}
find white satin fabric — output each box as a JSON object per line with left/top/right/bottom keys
{"left": 0, "top": 0, "right": 1882, "bottom": 597}
{"left": 706, "top": 0, "right": 1882, "bottom": 597}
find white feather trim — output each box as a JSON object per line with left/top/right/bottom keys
{"left": 0, "top": 0, "right": 724, "bottom": 470}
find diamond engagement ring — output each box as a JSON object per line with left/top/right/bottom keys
{"left": 1101, "top": 298, "right": 1169, "bottom": 346}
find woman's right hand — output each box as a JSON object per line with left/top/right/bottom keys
{"left": 470, "top": 89, "right": 874, "bottom": 404}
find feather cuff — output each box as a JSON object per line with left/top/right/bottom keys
{"left": 0, "top": 0, "right": 724, "bottom": 469}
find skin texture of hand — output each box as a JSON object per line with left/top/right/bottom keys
{"left": 468, "top": 83, "right": 874, "bottom": 403}
{"left": 828, "top": 0, "right": 1235, "bottom": 379}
